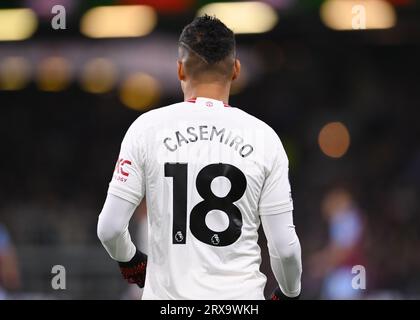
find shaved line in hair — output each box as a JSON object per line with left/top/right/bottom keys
{"left": 179, "top": 41, "right": 209, "bottom": 64}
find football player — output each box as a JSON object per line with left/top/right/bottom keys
{"left": 98, "top": 15, "right": 302, "bottom": 300}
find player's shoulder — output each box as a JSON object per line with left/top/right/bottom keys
{"left": 231, "top": 106, "right": 281, "bottom": 141}
{"left": 127, "top": 101, "right": 186, "bottom": 132}
{"left": 231, "top": 106, "right": 287, "bottom": 161}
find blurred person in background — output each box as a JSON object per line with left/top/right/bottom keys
{"left": 310, "top": 188, "right": 365, "bottom": 299}
{"left": 0, "top": 224, "right": 21, "bottom": 299}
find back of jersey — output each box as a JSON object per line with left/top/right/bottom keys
{"left": 108, "top": 97, "right": 293, "bottom": 299}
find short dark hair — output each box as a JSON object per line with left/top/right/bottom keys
{"left": 178, "top": 15, "right": 236, "bottom": 79}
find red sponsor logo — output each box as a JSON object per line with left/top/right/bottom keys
{"left": 115, "top": 158, "right": 132, "bottom": 177}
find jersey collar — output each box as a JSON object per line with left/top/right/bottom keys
{"left": 186, "top": 97, "right": 231, "bottom": 108}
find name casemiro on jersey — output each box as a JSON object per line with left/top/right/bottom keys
{"left": 163, "top": 124, "right": 255, "bottom": 158}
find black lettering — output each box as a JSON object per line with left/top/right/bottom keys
{"left": 175, "top": 131, "right": 189, "bottom": 147}
{"left": 186, "top": 126, "right": 198, "bottom": 142}
{"left": 199, "top": 125, "right": 209, "bottom": 140}
{"left": 224, "top": 130, "right": 232, "bottom": 145}
{"left": 210, "top": 126, "right": 225, "bottom": 142}
{"left": 239, "top": 144, "right": 254, "bottom": 157}
{"left": 229, "top": 135, "right": 243, "bottom": 150}
{"left": 164, "top": 137, "right": 177, "bottom": 151}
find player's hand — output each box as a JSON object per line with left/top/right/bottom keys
{"left": 118, "top": 249, "right": 148, "bottom": 288}
{"left": 270, "top": 287, "right": 301, "bottom": 300}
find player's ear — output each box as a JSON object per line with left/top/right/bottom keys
{"left": 177, "top": 60, "right": 186, "bottom": 81}
{"left": 232, "top": 59, "right": 241, "bottom": 81}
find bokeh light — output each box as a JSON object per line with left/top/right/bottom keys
{"left": 80, "top": 58, "right": 117, "bottom": 94}
{"left": 197, "top": 2, "right": 278, "bottom": 34}
{"left": 36, "top": 57, "right": 72, "bottom": 92}
{"left": 0, "top": 8, "right": 38, "bottom": 41}
{"left": 318, "top": 121, "right": 351, "bottom": 158}
{"left": 120, "top": 0, "right": 194, "bottom": 14}
{"left": 0, "top": 57, "right": 31, "bottom": 91}
{"left": 320, "top": 0, "right": 396, "bottom": 31}
{"left": 80, "top": 5, "right": 157, "bottom": 39}
{"left": 119, "top": 73, "right": 160, "bottom": 111}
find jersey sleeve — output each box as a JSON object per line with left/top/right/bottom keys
{"left": 107, "top": 120, "right": 146, "bottom": 206}
{"left": 258, "top": 132, "right": 294, "bottom": 216}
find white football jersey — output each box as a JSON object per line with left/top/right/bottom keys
{"left": 108, "top": 97, "right": 293, "bottom": 300}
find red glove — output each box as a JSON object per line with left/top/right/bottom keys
{"left": 118, "top": 249, "right": 147, "bottom": 288}
{"left": 270, "top": 287, "right": 301, "bottom": 300}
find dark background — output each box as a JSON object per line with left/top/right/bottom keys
{"left": 0, "top": 0, "right": 419, "bottom": 299}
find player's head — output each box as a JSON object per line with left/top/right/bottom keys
{"left": 177, "top": 15, "right": 240, "bottom": 86}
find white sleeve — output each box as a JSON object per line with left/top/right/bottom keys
{"left": 261, "top": 211, "right": 302, "bottom": 297}
{"left": 258, "top": 133, "right": 293, "bottom": 216}
{"left": 97, "top": 194, "right": 138, "bottom": 262}
{"left": 108, "top": 120, "right": 146, "bottom": 206}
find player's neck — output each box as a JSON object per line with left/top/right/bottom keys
{"left": 184, "top": 83, "right": 230, "bottom": 104}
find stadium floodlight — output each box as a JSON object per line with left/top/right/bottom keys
{"left": 320, "top": 0, "right": 397, "bottom": 31}
{"left": 80, "top": 5, "right": 157, "bottom": 39}
{"left": 197, "top": 2, "right": 278, "bottom": 34}
{"left": 0, "top": 8, "right": 38, "bottom": 41}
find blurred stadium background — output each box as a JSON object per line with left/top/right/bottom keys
{"left": 0, "top": 0, "right": 419, "bottom": 299}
